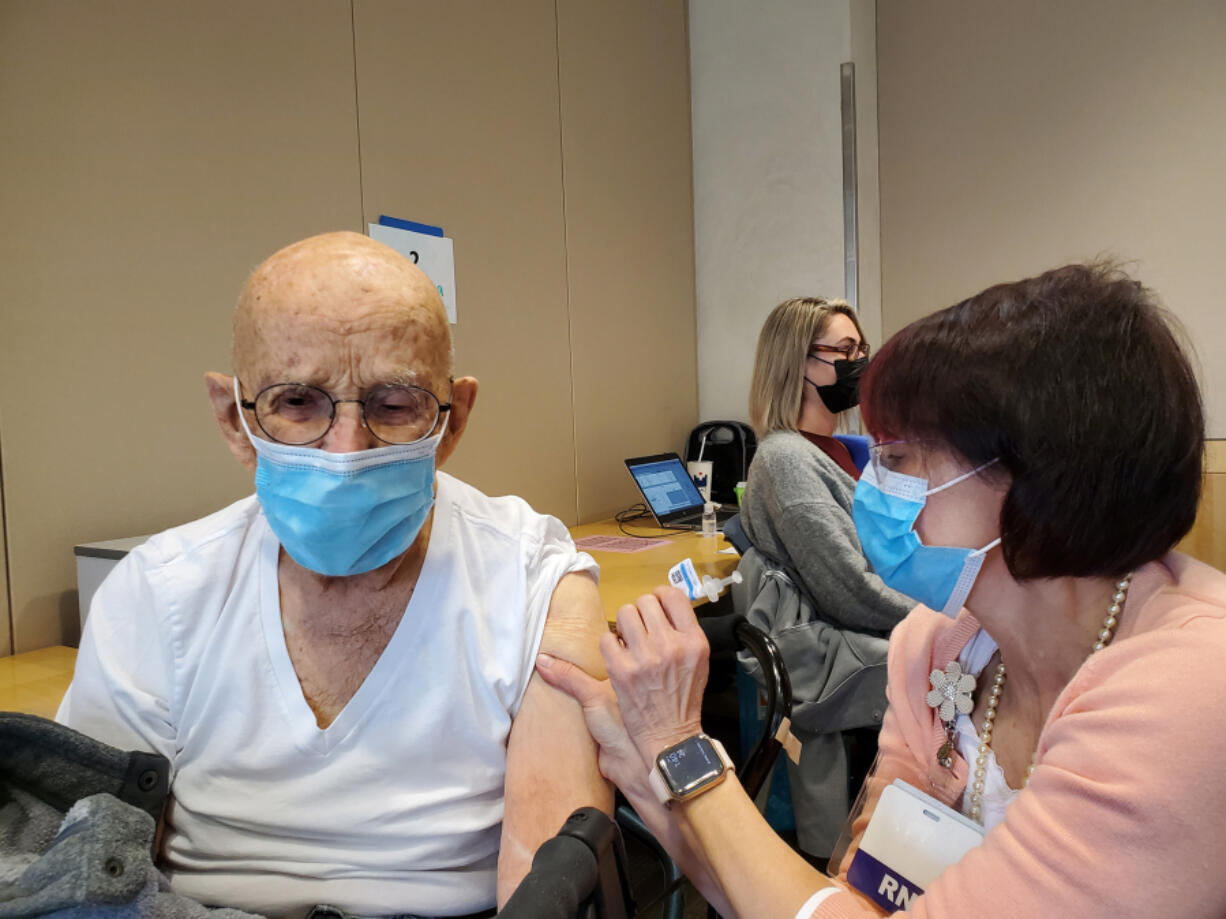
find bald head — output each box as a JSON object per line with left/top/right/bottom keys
{"left": 233, "top": 231, "right": 451, "bottom": 387}
{"left": 205, "top": 231, "right": 477, "bottom": 472}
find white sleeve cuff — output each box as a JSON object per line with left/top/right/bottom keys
{"left": 794, "top": 887, "right": 839, "bottom": 919}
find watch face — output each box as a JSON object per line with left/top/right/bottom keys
{"left": 657, "top": 736, "right": 725, "bottom": 798}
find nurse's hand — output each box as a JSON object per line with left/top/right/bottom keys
{"left": 605, "top": 586, "right": 710, "bottom": 767}
{"left": 535, "top": 654, "right": 649, "bottom": 799}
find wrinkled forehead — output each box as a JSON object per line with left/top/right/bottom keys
{"left": 234, "top": 233, "right": 452, "bottom": 390}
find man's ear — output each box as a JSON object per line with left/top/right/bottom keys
{"left": 204, "top": 372, "right": 257, "bottom": 472}
{"left": 436, "top": 376, "right": 478, "bottom": 467}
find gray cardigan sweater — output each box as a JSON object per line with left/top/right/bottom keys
{"left": 739, "top": 430, "right": 911, "bottom": 634}
{"left": 735, "top": 431, "right": 913, "bottom": 856}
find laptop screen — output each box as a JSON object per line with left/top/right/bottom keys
{"left": 626, "top": 455, "right": 704, "bottom": 517}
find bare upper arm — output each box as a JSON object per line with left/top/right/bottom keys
{"left": 537, "top": 570, "right": 609, "bottom": 680}
{"left": 497, "top": 570, "right": 613, "bottom": 905}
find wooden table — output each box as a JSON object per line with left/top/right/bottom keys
{"left": 0, "top": 518, "right": 741, "bottom": 715}
{"left": 568, "top": 518, "right": 740, "bottom": 622}
{"left": 0, "top": 645, "right": 77, "bottom": 718}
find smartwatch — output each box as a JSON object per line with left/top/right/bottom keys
{"left": 648, "top": 733, "right": 734, "bottom": 807}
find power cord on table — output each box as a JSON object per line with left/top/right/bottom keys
{"left": 614, "top": 503, "right": 690, "bottom": 538}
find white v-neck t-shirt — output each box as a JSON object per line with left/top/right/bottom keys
{"left": 58, "top": 472, "right": 597, "bottom": 918}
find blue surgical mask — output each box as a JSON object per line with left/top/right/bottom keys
{"left": 852, "top": 456, "right": 1000, "bottom": 617}
{"left": 235, "top": 379, "right": 443, "bottom": 576}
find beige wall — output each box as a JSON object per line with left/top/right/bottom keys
{"left": 1177, "top": 441, "right": 1226, "bottom": 572}
{"left": 849, "top": 0, "right": 883, "bottom": 353}
{"left": 876, "top": 0, "right": 1226, "bottom": 437}
{"left": 352, "top": 0, "right": 579, "bottom": 520}
{"left": 557, "top": 0, "right": 698, "bottom": 520}
{"left": 689, "top": 0, "right": 860, "bottom": 423}
{"left": 0, "top": 0, "right": 362, "bottom": 653}
{"left": 0, "top": 0, "right": 696, "bottom": 653}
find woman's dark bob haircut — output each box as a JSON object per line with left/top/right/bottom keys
{"left": 861, "top": 261, "right": 1204, "bottom": 580}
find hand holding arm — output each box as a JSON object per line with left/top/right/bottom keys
{"left": 544, "top": 587, "right": 840, "bottom": 918}
{"left": 601, "top": 587, "right": 835, "bottom": 917}
{"left": 497, "top": 572, "right": 614, "bottom": 906}
{"left": 535, "top": 643, "right": 736, "bottom": 918}
{"left": 601, "top": 587, "right": 710, "bottom": 765}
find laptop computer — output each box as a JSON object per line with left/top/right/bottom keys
{"left": 624, "top": 453, "right": 740, "bottom": 530}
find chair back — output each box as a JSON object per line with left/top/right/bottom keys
{"left": 699, "top": 616, "right": 794, "bottom": 800}
{"left": 729, "top": 619, "right": 794, "bottom": 799}
{"left": 721, "top": 513, "right": 751, "bottom": 555}
{"left": 613, "top": 618, "right": 796, "bottom": 919}
{"left": 697, "top": 617, "right": 795, "bottom": 919}
{"left": 833, "top": 433, "right": 871, "bottom": 472}
{"left": 613, "top": 803, "right": 685, "bottom": 919}
{"left": 684, "top": 421, "right": 757, "bottom": 506}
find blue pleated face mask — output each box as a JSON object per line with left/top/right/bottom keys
{"left": 235, "top": 379, "right": 444, "bottom": 577}
{"left": 852, "top": 453, "right": 1000, "bottom": 618}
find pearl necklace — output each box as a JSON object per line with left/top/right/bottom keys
{"left": 966, "top": 573, "right": 1133, "bottom": 824}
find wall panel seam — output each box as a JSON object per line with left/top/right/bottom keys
{"left": 866, "top": 0, "right": 883, "bottom": 346}
{"left": 349, "top": 0, "right": 367, "bottom": 227}
{"left": 0, "top": 425, "right": 12, "bottom": 654}
{"left": 553, "top": 0, "right": 582, "bottom": 523}
{"left": 872, "top": 0, "right": 891, "bottom": 336}
{"left": 682, "top": 1, "right": 700, "bottom": 410}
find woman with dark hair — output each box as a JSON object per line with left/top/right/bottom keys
{"left": 539, "top": 263, "right": 1226, "bottom": 918}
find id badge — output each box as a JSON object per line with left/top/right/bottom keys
{"left": 846, "top": 780, "right": 985, "bottom": 912}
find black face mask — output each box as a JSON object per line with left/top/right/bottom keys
{"left": 805, "top": 356, "right": 867, "bottom": 414}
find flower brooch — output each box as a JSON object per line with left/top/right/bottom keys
{"left": 927, "top": 661, "right": 975, "bottom": 769}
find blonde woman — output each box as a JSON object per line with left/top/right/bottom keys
{"left": 733, "top": 298, "right": 912, "bottom": 863}
{"left": 742, "top": 297, "right": 910, "bottom": 626}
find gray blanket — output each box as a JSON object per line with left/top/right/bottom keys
{"left": 0, "top": 792, "right": 257, "bottom": 918}
{"left": 0, "top": 712, "right": 260, "bottom": 919}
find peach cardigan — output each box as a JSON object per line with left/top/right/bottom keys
{"left": 808, "top": 553, "right": 1226, "bottom": 918}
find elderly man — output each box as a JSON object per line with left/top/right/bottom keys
{"left": 57, "top": 232, "right": 611, "bottom": 918}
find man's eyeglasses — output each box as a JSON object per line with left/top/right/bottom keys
{"left": 807, "top": 341, "right": 871, "bottom": 363}
{"left": 240, "top": 382, "right": 451, "bottom": 446}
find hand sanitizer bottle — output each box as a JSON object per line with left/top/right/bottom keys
{"left": 701, "top": 501, "right": 718, "bottom": 538}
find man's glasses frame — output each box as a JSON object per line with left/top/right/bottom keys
{"left": 240, "top": 381, "right": 452, "bottom": 446}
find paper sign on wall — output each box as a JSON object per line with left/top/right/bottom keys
{"left": 368, "top": 218, "right": 457, "bottom": 324}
